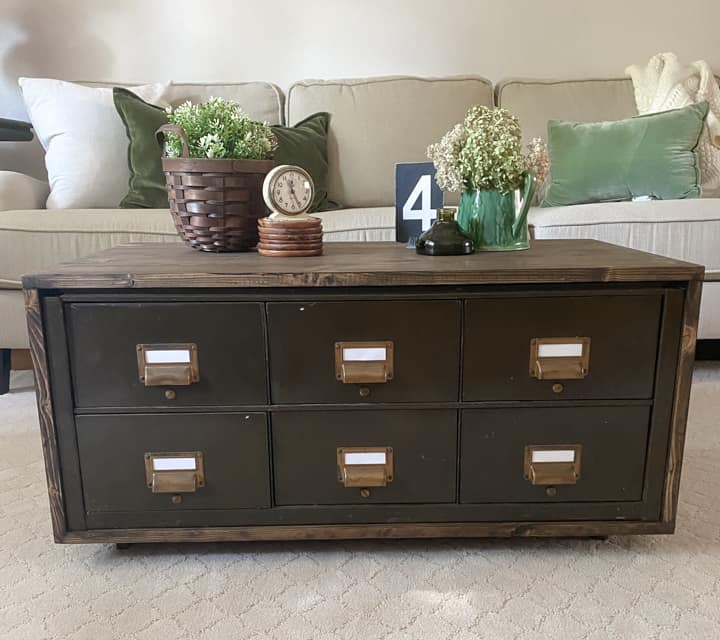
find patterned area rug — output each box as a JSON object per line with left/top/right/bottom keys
{"left": 1, "top": 366, "right": 719, "bottom": 640}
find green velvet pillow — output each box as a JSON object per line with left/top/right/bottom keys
{"left": 113, "top": 87, "right": 333, "bottom": 211}
{"left": 542, "top": 101, "right": 709, "bottom": 207}
{"left": 113, "top": 87, "right": 169, "bottom": 208}
{"left": 272, "top": 113, "right": 331, "bottom": 211}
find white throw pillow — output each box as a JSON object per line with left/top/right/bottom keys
{"left": 19, "top": 78, "right": 171, "bottom": 209}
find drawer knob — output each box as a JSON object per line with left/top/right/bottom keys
{"left": 337, "top": 447, "right": 394, "bottom": 488}
{"left": 137, "top": 343, "right": 200, "bottom": 387}
{"left": 524, "top": 445, "right": 582, "bottom": 485}
{"left": 335, "top": 341, "right": 394, "bottom": 384}
{"left": 530, "top": 338, "right": 590, "bottom": 380}
{"left": 144, "top": 451, "right": 205, "bottom": 494}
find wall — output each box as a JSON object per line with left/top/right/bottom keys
{"left": 3, "top": 0, "right": 716, "bottom": 180}
{"left": 2, "top": 0, "right": 719, "bottom": 121}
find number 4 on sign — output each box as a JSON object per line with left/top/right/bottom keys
{"left": 403, "top": 175, "right": 436, "bottom": 231}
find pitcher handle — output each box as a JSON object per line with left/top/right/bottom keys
{"left": 512, "top": 172, "right": 536, "bottom": 239}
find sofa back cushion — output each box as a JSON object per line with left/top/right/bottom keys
{"left": 497, "top": 78, "right": 638, "bottom": 145}
{"left": 287, "top": 76, "right": 494, "bottom": 208}
{"left": 85, "top": 81, "right": 285, "bottom": 126}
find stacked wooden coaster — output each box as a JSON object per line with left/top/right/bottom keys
{"left": 257, "top": 216, "right": 323, "bottom": 257}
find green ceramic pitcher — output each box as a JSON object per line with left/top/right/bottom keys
{"left": 457, "top": 173, "right": 536, "bottom": 251}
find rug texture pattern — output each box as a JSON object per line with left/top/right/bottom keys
{"left": 1, "top": 367, "right": 719, "bottom": 640}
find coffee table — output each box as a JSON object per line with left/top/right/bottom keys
{"left": 23, "top": 240, "right": 702, "bottom": 544}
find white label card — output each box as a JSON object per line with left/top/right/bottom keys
{"left": 144, "top": 349, "right": 191, "bottom": 364}
{"left": 343, "top": 348, "right": 387, "bottom": 362}
{"left": 532, "top": 450, "right": 576, "bottom": 464}
{"left": 537, "top": 343, "right": 584, "bottom": 358}
{"left": 153, "top": 457, "right": 197, "bottom": 471}
{"left": 344, "top": 452, "right": 387, "bottom": 466}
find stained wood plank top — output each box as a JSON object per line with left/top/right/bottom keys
{"left": 22, "top": 240, "right": 704, "bottom": 289}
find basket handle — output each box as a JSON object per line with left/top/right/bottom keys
{"left": 156, "top": 123, "right": 190, "bottom": 158}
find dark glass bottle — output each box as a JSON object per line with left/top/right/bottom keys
{"left": 416, "top": 208, "right": 474, "bottom": 256}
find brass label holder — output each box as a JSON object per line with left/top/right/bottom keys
{"left": 337, "top": 447, "right": 394, "bottom": 487}
{"left": 144, "top": 451, "right": 205, "bottom": 493}
{"left": 335, "top": 341, "right": 394, "bottom": 384}
{"left": 529, "top": 337, "right": 590, "bottom": 380}
{"left": 136, "top": 343, "right": 199, "bottom": 387}
{"left": 524, "top": 445, "right": 582, "bottom": 485}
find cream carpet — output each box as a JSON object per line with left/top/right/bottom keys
{"left": 1, "top": 366, "right": 720, "bottom": 640}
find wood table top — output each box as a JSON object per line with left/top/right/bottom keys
{"left": 22, "top": 240, "right": 704, "bottom": 290}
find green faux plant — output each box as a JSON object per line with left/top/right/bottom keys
{"left": 164, "top": 97, "right": 277, "bottom": 160}
{"left": 428, "top": 105, "right": 548, "bottom": 194}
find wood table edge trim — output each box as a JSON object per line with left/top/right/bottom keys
{"left": 24, "top": 288, "right": 67, "bottom": 542}
{"left": 20, "top": 240, "right": 705, "bottom": 290}
{"left": 59, "top": 521, "right": 675, "bottom": 544}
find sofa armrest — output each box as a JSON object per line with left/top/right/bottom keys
{"left": 0, "top": 171, "right": 48, "bottom": 211}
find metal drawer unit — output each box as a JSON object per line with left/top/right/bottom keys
{"left": 267, "top": 300, "right": 461, "bottom": 404}
{"left": 68, "top": 302, "right": 267, "bottom": 408}
{"left": 463, "top": 294, "right": 662, "bottom": 401}
{"left": 273, "top": 410, "right": 457, "bottom": 505}
{"left": 76, "top": 413, "right": 271, "bottom": 520}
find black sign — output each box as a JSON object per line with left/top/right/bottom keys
{"left": 395, "top": 162, "right": 444, "bottom": 244}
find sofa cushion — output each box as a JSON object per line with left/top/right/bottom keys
{"left": 85, "top": 81, "right": 285, "bottom": 126}
{"left": 287, "top": 76, "right": 494, "bottom": 208}
{"left": 497, "top": 78, "right": 638, "bottom": 145}
{"left": 0, "top": 207, "right": 396, "bottom": 285}
{"left": 19, "top": 78, "right": 172, "bottom": 209}
{"left": 543, "top": 102, "right": 708, "bottom": 207}
{"left": 529, "top": 198, "right": 720, "bottom": 276}
{"left": 0, "top": 171, "right": 49, "bottom": 212}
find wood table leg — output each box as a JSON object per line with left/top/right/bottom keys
{"left": 0, "top": 349, "right": 10, "bottom": 395}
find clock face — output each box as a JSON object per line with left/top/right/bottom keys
{"left": 263, "top": 165, "right": 315, "bottom": 216}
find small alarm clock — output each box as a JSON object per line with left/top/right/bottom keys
{"left": 262, "top": 164, "right": 315, "bottom": 218}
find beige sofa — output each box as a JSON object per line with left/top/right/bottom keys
{"left": 1, "top": 75, "right": 719, "bottom": 389}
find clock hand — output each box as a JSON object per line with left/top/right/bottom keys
{"left": 288, "top": 181, "right": 302, "bottom": 208}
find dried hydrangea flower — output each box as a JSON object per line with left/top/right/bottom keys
{"left": 428, "top": 105, "right": 536, "bottom": 194}
{"left": 427, "top": 124, "right": 466, "bottom": 192}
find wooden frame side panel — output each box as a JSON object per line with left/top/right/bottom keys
{"left": 662, "top": 278, "right": 703, "bottom": 525}
{"left": 24, "top": 289, "right": 67, "bottom": 541}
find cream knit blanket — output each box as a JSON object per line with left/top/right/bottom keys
{"left": 626, "top": 52, "right": 720, "bottom": 192}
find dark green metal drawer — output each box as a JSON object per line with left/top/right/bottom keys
{"left": 267, "top": 300, "right": 461, "bottom": 403}
{"left": 67, "top": 302, "right": 267, "bottom": 408}
{"left": 76, "top": 413, "right": 271, "bottom": 514}
{"left": 460, "top": 406, "right": 650, "bottom": 504}
{"left": 463, "top": 294, "right": 661, "bottom": 401}
{"left": 272, "top": 410, "right": 457, "bottom": 505}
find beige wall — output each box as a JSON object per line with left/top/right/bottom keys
{"left": 1, "top": 0, "right": 719, "bottom": 121}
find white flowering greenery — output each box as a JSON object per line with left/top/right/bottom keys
{"left": 428, "top": 105, "right": 548, "bottom": 194}
{"left": 164, "top": 97, "right": 277, "bottom": 160}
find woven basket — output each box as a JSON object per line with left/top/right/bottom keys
{"left": 157, "top": 124, "right": 274, "bottom": 252}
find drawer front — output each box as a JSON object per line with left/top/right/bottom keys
{"left": 273, "top": 410, "right": 457, "bottom": 505}
{"left": 76, "top": 413, "right": 270, "bottom": 513}
{"left": 267, "top": 301, "right": 461, "bottom": 403}
{"left": 460, "top": 407, "right": 650, "bottom": 503}
{"left": 68, "top": 302, "right": 267, "bottom": 407}
{"left": 463, "top": 294, "right": 661, "bottom": 400}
